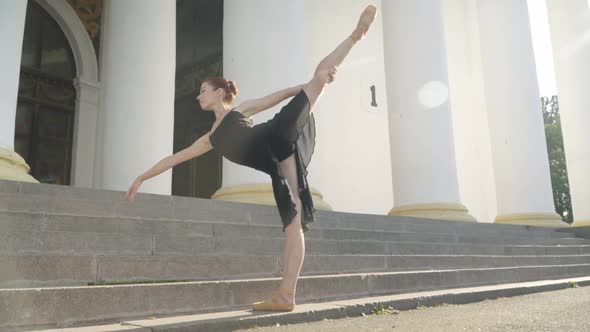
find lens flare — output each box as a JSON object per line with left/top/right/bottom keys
{"left": 418, "top": 81, "right": 449, "bottom": 109}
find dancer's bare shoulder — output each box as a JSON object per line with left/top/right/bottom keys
{"left": 233, "top": 100, "right": 257, "bottom": 118}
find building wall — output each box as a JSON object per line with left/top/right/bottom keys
{"left": 25, "top": 0, "right": 562, "bottom": 222}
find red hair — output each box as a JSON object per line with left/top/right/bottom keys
{"left": 205, "top": 77, "right": 239, "bottom": 103}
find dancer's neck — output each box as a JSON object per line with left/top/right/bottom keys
{"left": 212, "top": 103, "right": 232, "bottom": 120}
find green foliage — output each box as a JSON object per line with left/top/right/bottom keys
{"left": 372, "top": 304, "right": 399, "bottom": 315}
{"left": 541, "top": 96, "right": 573, "bottom": 224}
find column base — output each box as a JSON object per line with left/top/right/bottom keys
{"left": 388, "top": 203, "right": 477, "bottom": 222}
{"left": 0, "top": 148, "right": 38, "bottom": 183}
{"left": 494, "top": 212, "right": 567, "bottom": 227}
{"left": 211, "top": 183, "right": 332, "bottom": 211}
{"left": 570, "top": 220, "right": 590, "bottom": 227}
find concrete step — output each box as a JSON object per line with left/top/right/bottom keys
{"left": 2, "top": 228, "right": 590, "bottom": 257}
{"left": 1, "top": 195, "right": 572, "bottom": 241}
{"left": 31, "top": 277, "right": 590, "bottom": 332}
{"left": 0, "top": 180, "right": 576, "bottom": 240}
{"left": 559, "top": 226, "right": 590, "bottom": 239}
{"left": 2, "top": 264, "right": 590, "bottom": 330}
{"left": 1, "top": 211, "right": 585, "bottom": 248}
{"left": 214, "top": 223, "right": 589, "bottom": 246}
{"left": 219, "top": 236, "right": 590, "bottom": 256}
{"left": 2, "top": 254, "right": 590, "bottom": 288}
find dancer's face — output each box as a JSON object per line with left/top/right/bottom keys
{"left": 196, "top": 83, "right": 224, "bottom": 111}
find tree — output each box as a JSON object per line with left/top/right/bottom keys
{"left": 541, "top": 96, "right": 573, "bottom": 223}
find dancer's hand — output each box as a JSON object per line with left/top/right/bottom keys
{"left": 125, "top": 177, "right": 143, "bottom": 202}
{"left": 328, "top": 66, "right": 337, "bottom": 83}
{"left": 318, "top": 66, "right": 338, "bottom": 84}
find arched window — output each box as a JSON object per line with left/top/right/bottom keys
{"left": 15, "top": 1, "right": 77, "bottom": 185}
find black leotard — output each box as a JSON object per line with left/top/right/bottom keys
{"left": 209, "top": 90, "right": 316, "bottom": 231}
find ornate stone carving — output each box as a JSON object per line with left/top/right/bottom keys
{"left": 65, "top": 0, "right": 102, "bottom": 40}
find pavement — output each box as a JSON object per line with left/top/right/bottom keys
{"left": 237, "top": 286, "right": 590, "bottom": 332}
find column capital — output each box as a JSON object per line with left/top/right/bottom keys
{"left": 388, "top": 203, "right": 476, "bottom": 222}
{"left": 494, "top": 212, "right": 566, "bottom": 228}
{"left": 571, "top": 220, "right": 590, "bottom": 227}
{"left": 212, "top": 183, "right": 332, "bottom": 211}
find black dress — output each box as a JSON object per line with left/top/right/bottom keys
{"left": 209, "top": 90, "right": 316, "bottom": 231}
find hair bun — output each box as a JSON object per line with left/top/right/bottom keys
{"left": 203, "top": 77, "right": 238, "bottom": 104}
{"left": 227, "top": 80, "right": 238, "bottom": 96}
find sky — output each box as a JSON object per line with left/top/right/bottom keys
{"left": 527, "top": 0, "right": 558, "bottom": 97}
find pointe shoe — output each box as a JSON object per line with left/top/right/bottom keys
{"left": 252, "top": 288, "right": 295, "bottom": 312}
{"left": 352, "top": 5, "right": 378, "bottom": 41}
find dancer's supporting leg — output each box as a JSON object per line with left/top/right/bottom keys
{"left": 253, "top": 5, "right": 377, "bottom": 311}
{"left": 278, "top": 153, "right": 304, "bottom": 305}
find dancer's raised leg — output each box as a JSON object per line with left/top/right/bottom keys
{"left": 303, "top": 5, "right": 378, "bottom": 108}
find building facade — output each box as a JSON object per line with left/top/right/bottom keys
{"left": 1, "top": 0, "right": 588, "bottom": 226}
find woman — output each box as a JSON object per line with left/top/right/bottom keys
{"left": 125, "top": 5, "right": 377, "bottom": 311}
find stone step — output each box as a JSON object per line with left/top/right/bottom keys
{"left": 2, "top": 264, "right": 590, "bottom": 330}
{"left": 32, "top": 277, "right": 590, "bottom": 332}
{"left": 214, "top": 223, "right": 588, "bottom": 246}
{"left": 2, "top": 254, "right": 589, "bottom": 289}
{"left": 0, "top": 211, "right": 584, "bottom": 248}
{"left": 1, "top": 194, "right": 571, "bottom": 241}
{"left": 0, "top": 181, "right": 575, "bottom": 240}
{"left": 559, "top": 226, "right": 590, "bottom": 239}
{"left": 221, "top": 236, "right": 590, "bottom": 256}
{"left": 2, "top": 229, "right": 589, "bottom": 257}
{"left": 0, "top": 180, "right": 574, "bottom": 236}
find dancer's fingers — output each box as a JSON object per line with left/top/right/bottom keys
{"left": 124, "top": 188, "right": 133, "bottom": 201}
{"left": 125, "top": 180, "right": 140, "bottom": 202}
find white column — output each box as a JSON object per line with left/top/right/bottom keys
{"left": 382, "top": 0, "right": 474, "bottom": 221}
{"left": 98, "top": 0, "right": 175, "bottom": 194}
{"left": 546, "top": 0, "right": 590, "bottom": 227}
{"left": 477, "top": 0, "right": 563, "bottom": 227}
{"left": 0, "top": 0, "right": 36, "bottom": 183}
{"left": 215, "top": 0, "right": 330, "bottom": 209}
{"left": 443, "top": 0, "right": 498, "bottom": 223}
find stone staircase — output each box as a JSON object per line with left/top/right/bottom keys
{"left": 1, "top": 180, "right": 589, "bottom": 331}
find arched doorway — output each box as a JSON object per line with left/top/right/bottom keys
{"left": 15, "top": 1, "right": 77, "bottom": 185}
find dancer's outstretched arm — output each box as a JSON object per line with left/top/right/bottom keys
{"left": 236, "top": 84, "right": 306, "bottom": 117}
{"left": 125, "top": 134, "right": 212, "bottom": 201}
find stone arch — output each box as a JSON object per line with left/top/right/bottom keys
{"left": 34, "top": 0, "right": 98, "bottom": 82}
{"left": 34, "top": 0, "right": 101, "bottom": 187}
